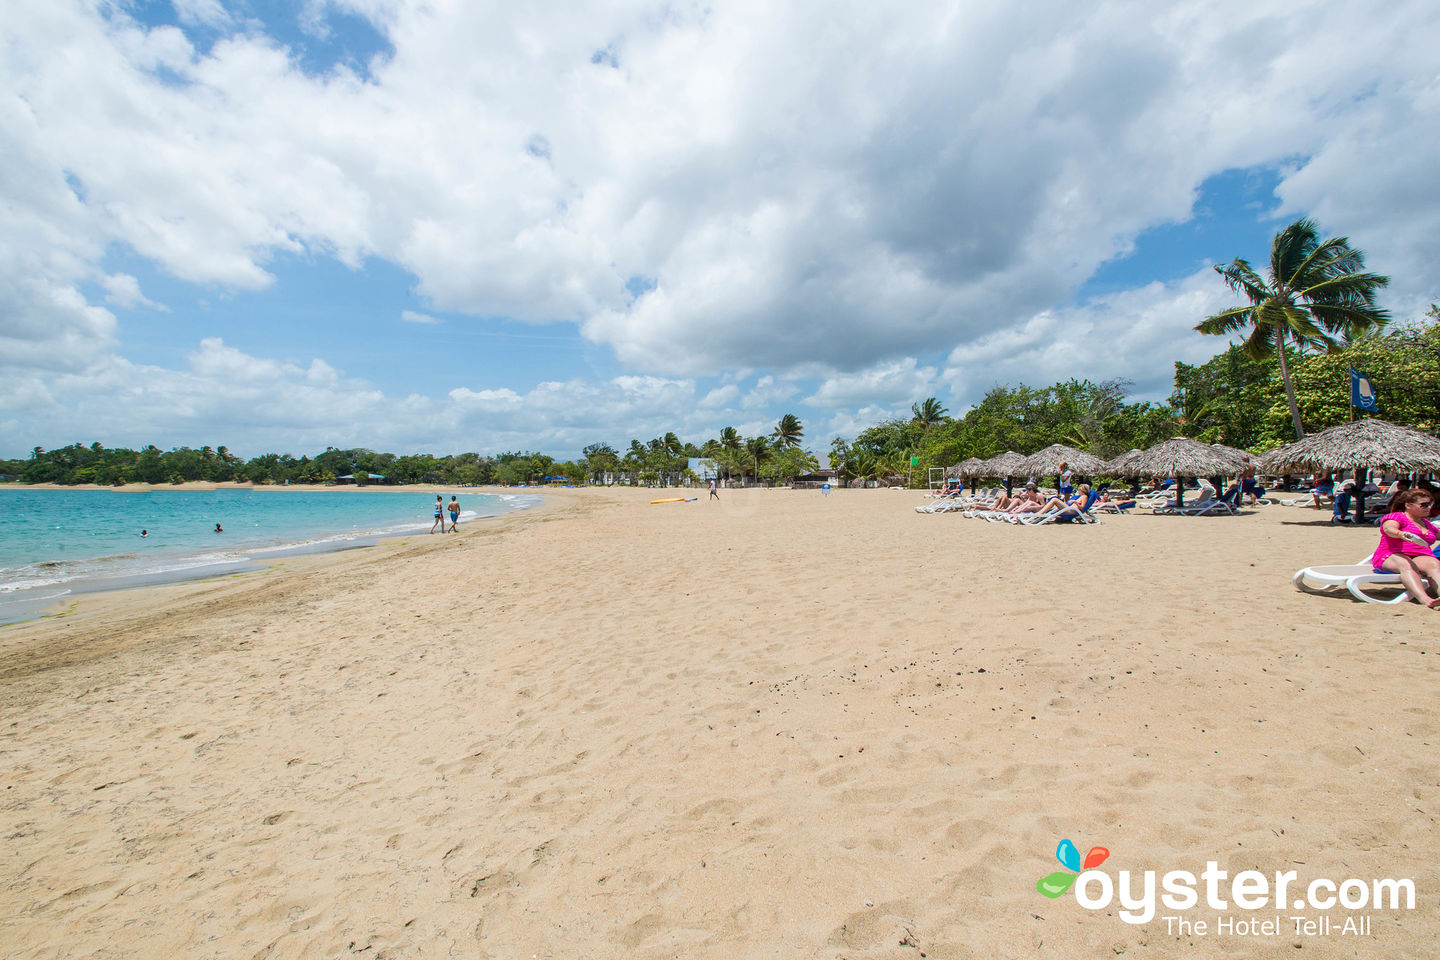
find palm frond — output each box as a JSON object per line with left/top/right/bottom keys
{"left": 1241, "top": 322, "right": 1275, "bottom": 360}
{"left": 1285, "top": 234, "right": 1354, "bottom": 289}
{"left": 1281, "top": 306, "right": 1336, "bottom": 351}
{"left": 1213, "top": 260, "right": 1270, "bottom": 303}
{"left": 1272, "top": 218, "right": 1320, "bottom": 289}
{"left": 1307, "top": 236, "right": 1365, "bottom": 276}
{"left": 1307, "top": 301, "right": 1394, "bottom": 334}
{"left": 1296, "top": 271, "right": 1390, "bottom": 306}
{"left": 1195, "top": 305, "right": 1255, "bottom": 335}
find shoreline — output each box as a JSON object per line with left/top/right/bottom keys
{"left": 0, "top": 481, "right": 561, "bottom": 493}
{"left": 1, "top": 487, "right": 1435, "bottom": 958}
{"left": 0, "top": 487, "right": 547, "bottom": 625}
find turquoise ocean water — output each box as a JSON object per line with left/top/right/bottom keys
{"left": 0, "top": 488, "right": 541, "bottom": 622}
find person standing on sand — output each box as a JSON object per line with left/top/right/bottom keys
{"left": 447, "top": 496, "right": 460, "bottom": 532}
{"left": 430, "top": 495, "right": 445, "bottom": 533}
{"left": 709, "top": 479, "right": 718, "bottom": 500}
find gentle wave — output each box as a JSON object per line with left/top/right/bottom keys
{"left": 0, "top": 490, "right": 542, "bottom": 617}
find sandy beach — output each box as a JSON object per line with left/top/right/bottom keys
{"left": 1, "top": 486, "right": 1435, "bottom": 959}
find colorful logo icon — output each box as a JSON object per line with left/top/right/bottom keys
{"left": 1037, "top": 839, "right": 1110, "bottom": 898}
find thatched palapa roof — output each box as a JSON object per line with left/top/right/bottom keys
{"left": 1110, "top": 437, "right": 1249, "bottom": 478}
{"left": 1018, "top": 444, "right": 1108, "bottom": 477}
{"left": 1210, "top": 443, "right": 1260, "bottom": 469}
{"left": 1105, "top": 449, "right": 1141, "bottom": 474}
{"left": 978, "top": 450, "right": 1028, "bottom": 478}
{"left": 946, "top": 457, "right": 987, "bottom": 479}
{"left": 1260, "top": 418, "right": 1440, "bottom": 473}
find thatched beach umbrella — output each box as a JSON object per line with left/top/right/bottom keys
{"left": 1112, "top": 437, "right": 1250, "bottom": 507}
{"left": 1211, "top": 442, "right": 1261, "bottom": 470}
{"left": 1104, "top": 449, "right": 1141, "bottom": 475}
{"left": 1260, "top": 418, "right": 1440, "bottom": 520}
{"left": 946, "top": 457, "right": 987, "bottom": 480}
{"left": 1018, "top": 444, "right": 1109, "bottom": 491}
{"left": 978, "top": 450, "right": 1028, "bottom": 494}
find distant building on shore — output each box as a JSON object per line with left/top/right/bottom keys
{"left": 336, "top": 473, "right": 386, "bottom": 485}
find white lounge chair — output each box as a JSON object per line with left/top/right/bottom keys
{"left": 998, "top": 490, "right": 1102, "bottom": 524}
{"left": 1152, "top": 497, "right": 1235, "bottom": 516}
{"left": 1292, "top": 559, "right": 1428, "bottom": 604}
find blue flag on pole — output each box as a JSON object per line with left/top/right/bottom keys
{"left": 1350, "top": 367, "right": 1378, "bottom": 412}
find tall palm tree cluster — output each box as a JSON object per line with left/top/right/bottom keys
{"left": 827, "top": 397, "right": 950, "bottom": 486}
{"left": 584, "top": 416, "right": 817, "bottom": 486}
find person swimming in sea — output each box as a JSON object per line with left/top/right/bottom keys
{"left": 214, "top": 523, "right": 223, "bottom": 533}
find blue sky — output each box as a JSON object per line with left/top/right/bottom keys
{"left": 3, "top": 1, "right": 1437, "bottom": 459}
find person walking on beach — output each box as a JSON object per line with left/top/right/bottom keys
{"left": 447, "top": 496, "right": 460, "bottom": 532}
{"left": 430, "top": 495, "right": 445, "bottom": 533}
{"left": 709, "top": 479, "right": 718, "bottom": 500}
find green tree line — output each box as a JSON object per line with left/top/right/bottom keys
{"left": 3, "top": 317, "right": 1433, "bottom": 490}
{"left": 828, "top": 315, "right": 1439, "bottom": 486}
{"left": 0, "top": 418, "right": 822, "bottom": 488}
{"left": 3, "top": 316, "right": 1435, "bottom": 489}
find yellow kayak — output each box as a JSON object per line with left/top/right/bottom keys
{"left": 650, "top": 497, "right": 697, "bottom": 503}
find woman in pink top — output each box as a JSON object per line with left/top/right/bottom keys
{"left": 1371, "top": 489, "right": 1440, "bottom": 607}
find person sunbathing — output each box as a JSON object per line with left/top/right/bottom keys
{"left": 988, "top": 484, "right": 1037, "bottom": 512}
{"left": 1003, "top": 488, "right": 1048, "bottom": 514}
{"left": 1033, "top": 484, "right": 1089, "bottom": 515}
{"left": 988, "top": 491, "right": 1017, "bottom": 511}
{"left": 1372, "top": 489, "right": 1440, "bottom": 608}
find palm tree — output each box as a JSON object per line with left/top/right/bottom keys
{"left": 745, "top": 436, "right": 772, "bottom": 484}
{"left": 772, "top": 414, "right": 804, "bottom": 447}
{"left": 910, "top": 397, "right": 948, "bottom": 431}
{"left": 719, "top": 426, "right": 742, "bottom": 451}
{"left": 1196, "top": 218, "right": 1390, "bottom": 439}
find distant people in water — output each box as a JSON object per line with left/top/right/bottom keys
{"left": 447, "top": 496, "right": 460, "bottom": 532}
{"left": 140, "top": 529, "right": 148, "bottom": 538}
{"left": 213, "top": 523, "right": 223, "bottom": 533}
{"left": 431, "top": 495, "right": 445, "bottom": 533}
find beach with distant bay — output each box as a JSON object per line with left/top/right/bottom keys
{"left": 1, "top": 486, "right": 1437, "bottom": 959}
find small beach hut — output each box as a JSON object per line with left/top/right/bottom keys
{"left": 1017, "top": 444, "right": 1109, "bottom": 492}
{"left": 978, "top": 450, "right": 1028, "bottom": 494}
{"left": 1110, "top": 437, "right": 1249, "bottom": 507}
{"left": 1260, "top": 418, "right": 1440, "bottom": 521}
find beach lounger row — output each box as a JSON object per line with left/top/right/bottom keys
{"left": 957, "top": 489, "right": 1105, "bottom": 524}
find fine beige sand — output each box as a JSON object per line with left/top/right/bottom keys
{"left": 1, "top": 487, "right": 1436, "bottom": 959}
